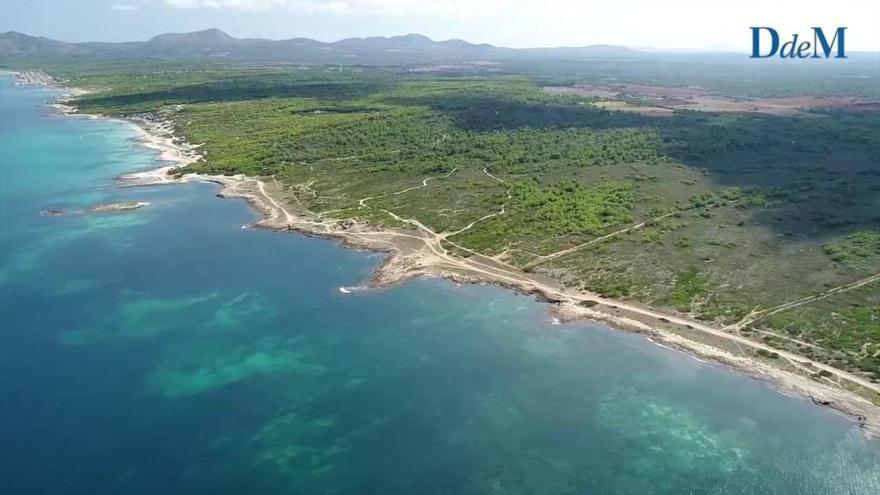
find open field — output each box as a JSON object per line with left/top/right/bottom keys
{"left": 545, "top": 83, "right": 880, "bottom": 115}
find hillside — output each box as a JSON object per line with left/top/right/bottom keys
{"left": 0, "top": 29, "right": 634, "bottom": 64}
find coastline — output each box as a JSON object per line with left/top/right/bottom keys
{"left": 27, "top": 72, "right": 880, "bottom": 439}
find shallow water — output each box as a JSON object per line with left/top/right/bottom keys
{"left": 1, "top": 75, "right": 879, "bottom": 494}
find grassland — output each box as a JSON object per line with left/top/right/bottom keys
{"left": 11, "top": 58, "right": 880, "bottom": 386}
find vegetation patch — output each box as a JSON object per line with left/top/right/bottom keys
{"left": 823, "top": 230, "right": 880, "bottom": 263}
{"left": 657, "top": 267, "right": 709, "bottom": 312}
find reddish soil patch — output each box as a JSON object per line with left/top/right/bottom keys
{"left": 544, "top": 86, "right": 618, "bottom": 99}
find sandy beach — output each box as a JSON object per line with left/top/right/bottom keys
{"left": 38, "top": 74, "right": 880, "bottom": 439}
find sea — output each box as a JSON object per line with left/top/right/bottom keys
{"left": 1, "top": 74, "right": 879, "bottom": 494}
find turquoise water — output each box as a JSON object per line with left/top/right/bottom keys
{"left": 1, "top": 74, "right": 879, "bottom": 494}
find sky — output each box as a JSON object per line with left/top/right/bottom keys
{"left": 1, "top": 0, "right": 878, "bottom": 51}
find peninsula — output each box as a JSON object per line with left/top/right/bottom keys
{"left": 3, "top": 29, "right": 879, "bottom": 433}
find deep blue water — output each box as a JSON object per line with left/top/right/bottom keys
{"left": 1, "top": 74, "right": 879, "bottom": 494}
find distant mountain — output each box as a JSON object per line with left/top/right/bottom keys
{"left": 0, "top": 29, "right": 636, "bottom": 64}
{"left": 148, "top": 28, "right": 236, "bottom": 48}
{"left": 0, "top": 31, "right": 88, "bottom": 57}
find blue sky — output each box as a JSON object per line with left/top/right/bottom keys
{"left": 1, "top": 0, "right": 878, "bottom": 51}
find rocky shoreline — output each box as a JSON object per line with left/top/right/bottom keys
{"left": 145, "top": 166, "right": 880, "bottom": 439}
{"left": 89, "top": 201, "right": 150, "bottom": 213}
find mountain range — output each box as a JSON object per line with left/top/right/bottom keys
{"left": 0, "top": 28, "right": 636, "bottom": 64}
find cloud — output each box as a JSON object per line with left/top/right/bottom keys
{"left": 163, "top": 0, "right": 298, "bottom": 9}
{"left": 111, "top": 4, "right": 141, "bottom": 10}
{"left": 161, "top": 1, "right": 510, "bottom": 17}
